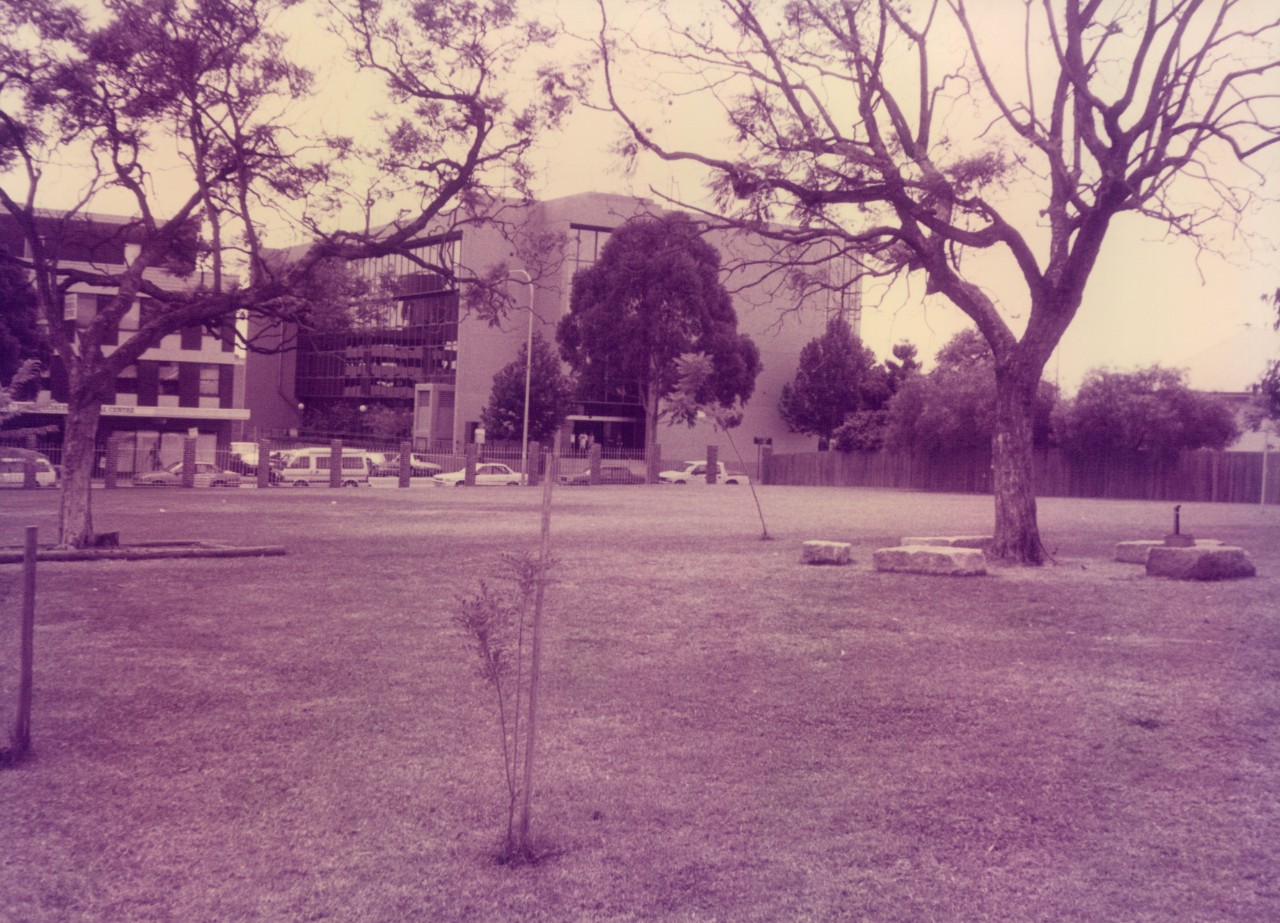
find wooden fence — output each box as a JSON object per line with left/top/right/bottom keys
{"left": 764, "top": 447, "right": 1280, "bottom": 505}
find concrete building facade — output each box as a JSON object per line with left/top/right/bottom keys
{"left": 244, "top": 192, "right": 859, "bottom": 461}
{"left": 1, "top": 212, "right": 248, "bottom": 471}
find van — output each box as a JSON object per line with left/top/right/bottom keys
{"left": 0, "top": 452, "right": 59, "bottom": 488}
{"left": 276, "top": 447, "right": 374, "bottom": 487}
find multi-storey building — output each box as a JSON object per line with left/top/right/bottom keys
{"left": 245, "top": 192, "right": 860, "bottom": 460}
{"left": 0, "top": 211, "right": 248, "bottom": 471}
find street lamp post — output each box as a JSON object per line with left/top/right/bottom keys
{"left": 510, "top": 269, "right": 535, "bottom": 483}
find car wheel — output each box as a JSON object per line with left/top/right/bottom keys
{"left": 506, "top": 481, "right": 519, "bottom": 486}
{"left": 343, "top": 480, "right": 360, "bottom": 488}
{"left": 292, "top": 480, "right": 309, "bottom": 488}
{"left": 725, "top": 479, "right": 739, "bottom": 485}
{"left": 675, "top": 479, "right": 687, "bottom": 484}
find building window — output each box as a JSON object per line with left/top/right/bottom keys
{"left": 569, "top": 224, "right": 612, "bottom": 275}
{"left": 158, "top": 362, "right": 180, "bottom": 397}
{"left": 199, "top": 365, "right": 220, "bottom": 397}
{"left": 115, "top": 364, "right": 138, "bottom": 395}
{"left": 296, "top": 234, "right": 462, "bottom": 401}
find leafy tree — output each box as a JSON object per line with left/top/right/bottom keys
{"left": 832, "top": 340, "right": 919, "bottom": 451}
{"left": 832, "top": 409, "right": 889, "bottom": 452}
{"left": 884, "top": 342, "right": 922, "bottom": 396}
{"left": 0, "top": 263, "right": 43, "bottom": 395}
{"left": 557, "top": 212, "right": 761, "bottom": 448}
{"left": 594, "top": 1, "right": 1280, "bottom": 562}
{"left": 0, "top": 0, "right": 564, "bottom": 547}
{"left": 778, "top": 314, "right": 886, "bottom": 444}
{"left": 1254, "top": 290, "right": 1280, "bottom": 425}
{"left": 481, "top": 333, "right": 576, "bottom": 444}
{"left": 1053, "top": 366, "right": 1238, "bottom": 457}
{"left": 884, "top": 330, "right": 1056, "bottom": 454}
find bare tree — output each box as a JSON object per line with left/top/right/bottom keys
{"left": 591, "top": 0, "right": 1280, "bottom": 562}
{"left": 0, "top": 0, "right": 566, "bottom": 547}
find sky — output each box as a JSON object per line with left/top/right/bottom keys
{"left": 511, "top": 0, "right": 1280, "bottom": 395}
{"left": 529, "top": 99, "right": 1280, "bottom": 395}
{"left": 10, "top": 0, "right": 1280, "bottom": 395}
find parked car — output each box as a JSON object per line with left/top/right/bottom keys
{"left": 0, "top": 451, "right": 59, "bottom": 488}
{"left": 275, "top": 447, "right": 375, "bottom": 487}
{"left": 559, "top": 464, "right": 646, "bottom": 486}
{"left": 133, "top": 462, "right": 243, "bottom": 487}
{"left": 658, "top": 461, "right": 750, "bottom": 485}
{"left": 226, "top": 441, "right": 261, "bottom": 475}
{"left": 371, "top": 453, "right": 443, "bottom": 478}
{"left": 432, "top": 463, "right": 526, "bottom": 487}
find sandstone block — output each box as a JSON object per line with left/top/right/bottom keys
{"left": 901, "top": 535, "right": 992, "bottom": 553}
{"left": 1116, "top": 538, "right": 1224, "bottom": 564}
{"left": 873, "top": 545, "right": 987, "bottom": 576}
{"left": 801, "top": 540, "right": 853, "bottom": 565}
{"left": 1146, "top": 545, "right": 1256, "bottom": 581}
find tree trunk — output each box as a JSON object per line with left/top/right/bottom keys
{"left": 57, "top": 403, "right": 103, "bottom": 549}
{"left": 990, "top": 370, "right": 1045, "bottom": 565}
{"left": 644, "top": 379, "right": 660, "bottom": 458}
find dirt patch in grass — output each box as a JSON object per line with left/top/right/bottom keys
{"left": 1, "top": 486, "right": 1278, "bottom": 921}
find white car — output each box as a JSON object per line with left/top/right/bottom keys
{"left": 658, "top": 461, "right": 750, "bottom": 485}
{"left": 432, "top": 463, "right": 526, "bottom": 487}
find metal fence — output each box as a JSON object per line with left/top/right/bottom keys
{"left": 764, "top": 447, "right": 1280, "bottom": 505}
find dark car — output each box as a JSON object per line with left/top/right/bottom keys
{"left": 559, "top": 464, "right": 646, "bottom": 486}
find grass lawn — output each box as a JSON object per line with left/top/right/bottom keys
{"left": 1, "top": 485, "right": 1278, "bottom": 922}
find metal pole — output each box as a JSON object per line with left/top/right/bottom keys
{"left": 511, "top": 269, "right": 534, "bottom": 484}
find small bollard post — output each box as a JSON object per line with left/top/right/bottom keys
{"left": 398, "top": 440, "right": 412, "bottom": 488}
{"left": 181, "top": 437, "right": 197, "bottom": 488}
{"left": 706, "top": 444, "right": 719, "bottom": 485}
{"left": 760, "top": 444, "right": 773, "bottom": 485}
{"left": 329, "top": 440, "right": 342, "bottom": 488}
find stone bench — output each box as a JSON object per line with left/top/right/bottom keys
{"left": 873, "top": 545, "right": 987, "bottom": 576}
{"left": 801, "top": 540, "right": 853, "bottom": 565}
{"left": 1146, "top": 545, "right": 1256, "bottom": 581}
{"left": 901, "top": 535, "right": 993, "bottom": 554}
{"left": 1116, "top": 539, "right": 1223, "bottom": 564}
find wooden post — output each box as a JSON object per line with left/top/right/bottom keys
{"left": 760, "top": 444, "right": 773, "bottom": 485}
{"left": 706, "top": 444, "right": 719, "bottom": 484}
{"left": 517, "top": 448, "right": 556, "bottom": 851}
{"left": 6, "top": 527, "right": 37, "bottom": 763}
